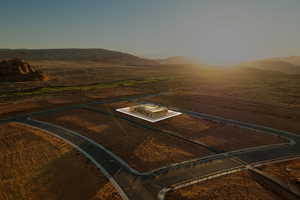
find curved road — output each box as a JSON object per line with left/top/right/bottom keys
{"left": 1, "top": 93, "right": 300, "bottom": 199}
{"left": 16, "top": 118, "right": 157, "bottom": 200}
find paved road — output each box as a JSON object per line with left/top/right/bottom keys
{"left": 83, "top": 104, "right": 300, "bottom": 173}
{"left": 83, "top": 106, "right": 222, "bottom": 154}
{"left": 149, "top": 158, "right": 243, "bottom": 188}
{"left": 250, "top": 168, "right": 300, "bottom": 199}
{"left": 17, "top": 118, "right": 157, "bottom": 200}
{"left": 1, "top": 92, "right": 300, "bottom": 199}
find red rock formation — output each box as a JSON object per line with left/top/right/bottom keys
{"left": 0, "top": 58, "right": 44, "bottom": 82}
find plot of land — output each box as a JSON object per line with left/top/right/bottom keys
{"left": 193, "top": 124, "right": 286, "bottom": 152}
{"left": 0, "top": 86, "right": 144, "bottom": 118}
{"left": 102, "top": 101, "right": 137, "bottom": 110}
{"left": 259, "top": 158, "right": 300, "bottom": 193}
{"left": 116, "top": 106, "right": 181, "bottom": 123}
{"left": 154, "top": 114, "right": 214, "bottom": 134}
{"left": 153, "top": 115, "right": 286, "bottom": 152}
{"left": 140, "top": 92, "right": 300, "bottom": 134}
{"left": 1, "top": 51, "right": 299, "bottom": 200}
{"left": 99, "top": 102, "right": 286, "bottom": 152}
{"left": 95, "top": 102, "right": 215, "bottom": 133}
{"left": 34, "top": 109, "right": 213, "bottom": 172}
{"left": 0, "top": 122, "right": 121, "bottom": 200}
{"left": 166, "top": 171, "right": 282, "bottom": 200}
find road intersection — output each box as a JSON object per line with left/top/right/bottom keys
{"left": 1, "top": 93, "right": 300, "bottom": 199}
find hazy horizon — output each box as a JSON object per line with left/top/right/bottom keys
{"left": 1, "top": 0, "right": 300, "bottom": 65}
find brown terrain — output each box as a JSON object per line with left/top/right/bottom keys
{"left": 259, "top": 159, "right": 300, "bottom": 193}
{"left": 0, "top": 122, "right": 121, "bottom": 200}
{"left": 192, "top": 124, "right": 286, "bottom": 152}
{"left": 102, "top": 101, "right": 287, "bottom": 152}
{"left": 0, "top": 86, "right": 144, "bottom": 119}
{"left": 140, "top": 87, "right": 300, "bottom": 135}
{"left": 0, "top": 49, "right": 158, "bottom": 66}
{"left": 34, "top": 108, "right": 213, "bottom": 172}
{"left": 239, "top": 56, "right": 300, "bottom": 74}
{"left": 166, "top": 171, "right": 283, "bottom": 200}
{"left": 0, "top": 58, "right": 44, "bottom": 82}
{"left": 0, "top": 49, "right": 299, "bottom": 199}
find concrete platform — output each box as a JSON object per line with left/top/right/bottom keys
{"left": 116, "top": 107, "right": 182, "bottom": 123}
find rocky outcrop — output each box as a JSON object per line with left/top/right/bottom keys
{"left": 0, "top": 58, "right": 44, "bottom": 82}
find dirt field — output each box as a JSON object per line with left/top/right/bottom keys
{"left": 140, "top": 92, "right": 300, "bottom": 134}
{"left": 149, "top": 115, "right": 286, "bottom": 152}
{"left": 101, "top": 101, "right": 137, "bottom": 110}
{"left": 193, "top": 124, "right": 286, "bottom": 152}
{"left": 0, "top": 122, "right": 121, "bottom": 200}
{"left": 166, "top": 171, "right": 282, "bottom": 200}
{"left": 103, "top": 101, "right": 215, "bottom": 134}
{"left": 1, "top": 61, "right": 299, "bottom": 134}
{"left": 259, "top": 158, "right": 300, "bottom": 193}
{"left": 34, "top": 109, "right": 213, "bottom": 172}
{"left": 0, "top": 60, "right": 181, "bottom": 101}
{"left": 98, "top": 102, "right": 286, "bottom": 152}
{"left": 1, "top": 54, "right": 299, "bottom": 200}
{"left": 0, "top": 86, "right": 144, "bottom": 119}
{"left": 154, "top": 114, "right": 213, "bottom": 133}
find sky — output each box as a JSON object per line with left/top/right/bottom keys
{"left": 1, "top": 0, "right": 300, "bottom": 64}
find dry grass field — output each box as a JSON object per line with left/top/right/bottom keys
{"left": 0, "top": 86, "right": 144, "bottom": 119}
{"left": 34, "top": 109, "right": 213, "bottom": 172}
{"left": 103, "top": 101, "right": 215, "bottom": 133}
{"left": 166, "top": 171, "right": 282, "bottom": 200}
{"left": 101, "top": 102, "right": 286, "bottom": 152}
{"left": 0, "top": 122, "right": 121, "bottom": 200}
{"left": 193, "top": 124, "right": 286, "bottom": 152}
{"left": 151, "top": 115, "right": 286, "bottom": 152}
{"left": 259, "top": 159, "right": 300, "bottom": 193}
{"left": 1, "top": 61, "right": 299, "bottom": 135}
{"left": 140, "top": 90, "right": 300, "bottom": 134}
{"left": 154, "top": 114, "right": 213, "bottom": 133}
{"left": 101, "top": 101, "right": 137, "bottom": 110}
{"left": 1, "top": 59, "right": 299, "bottom": 199}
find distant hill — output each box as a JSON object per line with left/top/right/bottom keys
{"left": 269, "top": 56, "right": 300, "bottom": 66}
{"left": 0, "top": 49, "right": 159, "bottom": 66}
{"left": 157, "top": 56, "right": 198, "bottom": 65}
{"left": 239, "top": 57, "right": 300, "bottom": 74}
{"left": 0, "top": 58, "right": 44, "bottom": 82}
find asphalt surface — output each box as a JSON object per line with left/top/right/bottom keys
{"left": 1, "top": 92, "right": 300, "bottom": 200}
{"left": 17, "top": 118, "right": 157, "bottom": 200}
{"left": 250, "top": 168, "right": 300, "bottom": 199}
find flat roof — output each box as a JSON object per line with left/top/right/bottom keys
{"left": 134, "top": 104, "right": 167, "bottom": 113}
{"left": 116, "top": 106, "right": 181, "bottom": 123}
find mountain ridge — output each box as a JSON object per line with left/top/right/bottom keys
{"left": 238, "top": 56, "right": 300, "bottom": 74}
{"left": 0, "top": 48, "right": 159, "bottom": 66}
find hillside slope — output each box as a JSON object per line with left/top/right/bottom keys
{"left": 270, "top": 56, "right": 300, "bottom": 66}
{"left": 0, "top": 49, "right": 159, "bottom": 66}
{"left": 157, "top": 56, "right": 198, "bottom": 65}
{"left": 239, "top": 58, "right": 300, "bottom": 74}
